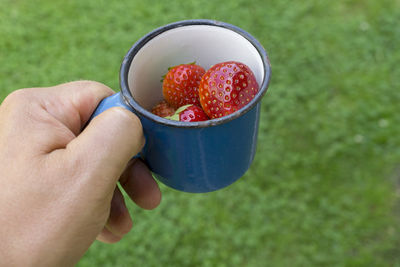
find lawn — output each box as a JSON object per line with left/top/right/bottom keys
{"left": 1, "top": 0, "right": 400, "bottom": 266}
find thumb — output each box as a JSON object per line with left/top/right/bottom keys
{"left": 67, "top": 107, "right": 145, "bottom": 193}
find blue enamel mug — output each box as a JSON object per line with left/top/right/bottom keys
{"left": 91, "top": 19, "right": 271, "bottom": 193}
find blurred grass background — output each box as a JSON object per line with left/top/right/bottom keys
{"left": 1, "top": 0, "right": 400, "bottom": 266}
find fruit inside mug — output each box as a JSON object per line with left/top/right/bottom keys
{"left": 151, "top": 61, "right": 260, "bottom": 122}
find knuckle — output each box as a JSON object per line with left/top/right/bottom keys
{"left": 2, "top": 88, "right": 33, "bottom": 106}
{"left": 70, "top": 80, "right": 114, "bottom": 96}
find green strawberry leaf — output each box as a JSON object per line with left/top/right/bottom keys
{"left": 164, "top": 113, "right": 180, "bottom": 121}
{"left": 164, "top": 104, "right": 192, "bottom": 121}
{"left": 175, "top": 104, "right": 192, "bottom": 113}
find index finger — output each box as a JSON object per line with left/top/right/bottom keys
{"left": 35, "top": 81, "right": 114, "bottom": 135}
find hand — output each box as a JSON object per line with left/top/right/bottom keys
{"left": 0, "top": 81, "right": 161, "bottom": 266}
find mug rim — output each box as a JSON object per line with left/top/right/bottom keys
{"left": 119, "top": 19, "right": 271, "bottom": 128}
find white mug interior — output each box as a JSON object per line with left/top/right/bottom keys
{"left": 128, "top": 25, "right": 265, "bottom": 111}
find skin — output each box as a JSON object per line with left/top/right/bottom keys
{"left": 0, "top": 81, "right": 161, "bottom": 266}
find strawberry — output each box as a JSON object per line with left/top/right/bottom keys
{"left": 199, "top": 61, "right": 259, "bottom": 119}
{"left": 162, "top": 63, "right": 206, "bottom": 108}
{"left": 151, "top": 100, "right": 176, "bottom": 117}
{"left": 178, "top": 105, "right": 209, "bottom": 122}
{"left": 165, "top": 104, "right": 209, "bottom": 122}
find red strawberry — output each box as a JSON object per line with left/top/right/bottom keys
{"left": 178, "top": 105, "right": 209, "bottom": 122}
{"left": 166, "top": 104, "right": 209, "bottom": 122}
{"left": 199, "top": 61, "right": 259, "bottom": 119}
{"left": 151, "top": 100, "right": 176, "bottom": 117}
{"left": 162, "top": 63, "right": 206, "bottom": 108}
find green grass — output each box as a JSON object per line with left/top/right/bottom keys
{"left": 1, "top": 0, "right": 400, "bottom": 266}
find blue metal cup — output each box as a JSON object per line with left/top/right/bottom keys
{"left": 91, "top": 19, "right": 271, "bottom": 193}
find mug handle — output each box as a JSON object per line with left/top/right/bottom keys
{"left": 91, "top": 92, "right": 133, "bottom": 119}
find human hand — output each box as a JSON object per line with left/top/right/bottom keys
{"left": 0, "top": 81, "right": 161, "bottom": 266}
